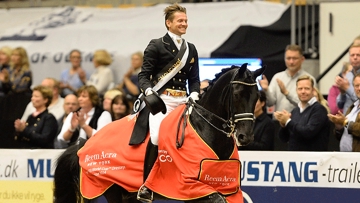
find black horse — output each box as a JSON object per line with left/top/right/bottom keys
{"left": 54, "top": 64, "right": 264, "bottom": 203}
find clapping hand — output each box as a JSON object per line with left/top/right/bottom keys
{"left": 258, "top": 75, "right": 269, "bottom": 91}
{"left": 328, "top": 111, "right": 346, "bottom": 130}
{"left": 14, "top": 119, "right": 26, "bottom": 132}
{"left": 274, "top": 110, "right": 291, "bottom": 127}
{"left": 276, "top": 79, "right": 289, "bottom": 96}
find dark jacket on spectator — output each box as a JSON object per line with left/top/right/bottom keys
{"left": 279, "top": 102, "right": 330, "bottom": 151}
{"left": 15, "top": 109, "right": 58, "bottom": 149}
{"left": 239, "top": 112, "right": 275, "bottom": 150}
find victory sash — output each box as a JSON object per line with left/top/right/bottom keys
{"left": 129, "top": 39, "right": 189, "bottom": 145}
{"left": 133, "top": 40, "right": 189, "bottom": 114}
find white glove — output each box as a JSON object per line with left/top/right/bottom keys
{"left": 186, "top": 92, "right": 199, "bottom": 103}
{"left": 145, "top": 88, "right": 153, "bottom": 96}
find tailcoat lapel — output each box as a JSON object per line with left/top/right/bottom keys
{"left": 162, "top": 33, "right": 179, "bottom": 55}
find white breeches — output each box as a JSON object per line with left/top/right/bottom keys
{"left": 149, "top": 94, "right": 187, "bottom": 145}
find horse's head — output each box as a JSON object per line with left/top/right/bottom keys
{"left": 197, "top": 63, "right": 265, "bottom": 146}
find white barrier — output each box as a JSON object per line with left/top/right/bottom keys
{"left": 0, "top": 149, "right": 359, "bottom": 203}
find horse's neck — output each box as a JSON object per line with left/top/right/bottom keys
{"left": 189, "top": 103, "right": 235, "bottom": 160}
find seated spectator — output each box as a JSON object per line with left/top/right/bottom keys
{"left": 60, "top": 49, "right": 87, "bottom": 96}
{"left": 328, "top": 62, "right": 352, "bottom": 114}
{"left": 0, "top": 47, "right": 32, "bottom": 95}
{"left": 110, "top": 94, "right": 131, "bottom": 121}
{"left": 0, "top": 46, "right": 12, "bottom": 97}
{"left": 328, "top": 73, "right": 360, "bottom": 152}
{"left": 21, "top": 78, "right": 64, "bottom": 121}
{"left": 238, "top": 90, "right": 275, "bottom": 150}
{"left": 57, "top": 94, "right": 79, "bottom": 134}
{"left": 117, "top": 51, "right": 142, "bottom": 103}
{"left": 14, "top": 85, "right": 58, "bottom": 149}
{"left": 86, "top": 50, "right": 114, "bottom": 96}
{"left": 313, "top": 87, "right": 330, "bottom": 113}
{"left": 103, "top": 88, "right": 122, "bottom": 112}
{"left": 274, "top": 75, "right": 330, "bottom": 151}
{"left": 55, "top": 85, "right": 112, "bottom": 148}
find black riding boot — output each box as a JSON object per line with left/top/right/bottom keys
{"left": 137, "top": 141, "right": 158, "bottom": 202}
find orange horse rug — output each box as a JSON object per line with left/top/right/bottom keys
{"left": 78, "top": 104, "right": 243, "bottom": 202}
{"left": 78, "top": 114, "right": 148, "bottom": 199}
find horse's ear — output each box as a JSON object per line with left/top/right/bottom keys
{"left": 253, "top": 65, "right": 266, "bottom": 78}
{"left": 238, "top": 63, "right": 248, "bottom": 75}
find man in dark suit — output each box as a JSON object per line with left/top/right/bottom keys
{"left": 137, "top": 3, "right": 200, "bottom": 202}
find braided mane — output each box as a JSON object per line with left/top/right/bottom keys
{"left": 200, "top": 65, "right": 239, "bottom": 96}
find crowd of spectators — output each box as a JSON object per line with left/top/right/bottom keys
{"left": 0, "top": 47, "right": 137, "bottom": 149}
{"left": 0, "top": 35, "right": 360, "bottom": 152}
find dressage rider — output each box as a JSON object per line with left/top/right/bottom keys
{"left": 136, "top": 3, "right": 200, "bottom": 202}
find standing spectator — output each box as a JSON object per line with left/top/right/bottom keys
{"left": 110, "top": 94, "right": 131, "bottom": 121}
{"left": 0, "top": 46, "right": 12, "bottom": 96}
{"left": 328, "top": 62, "right": 352, "bottom": 114}
{"left": 328, "top": 73, "right": 360, "bottom": 152}
{"left": 86, "top": 50, "right": 114, "bottom": 96}
{"left": 14, "top": 85, "right": 58, "bottom": 149}
{"left": 0, "top": 47, "right": 32, "bottom": 95}
{"left": 21, "top": 78, "right": 64, "bottom": 121}
{"left": 137, "top": 3, "right": 200, "bottom": 201}
{"left": 102, "top": 88, "right": 122, "bottom": 112}
{"left": 60, "top": 49, "right": 87, "bottom": 96}
{"left": 55, "top": 85, "right": 112, "bottom": 149}
{"left": 274, "top": 75, "right": 330, "bottom": 151}
{"left": 259, "top": 45, "right": 317, "bottom": 113}
{"left": 117, "top": 51, "right": 142, "bottom": 103}
{"left": 335, "top": 44, "right": 360, "bottom": 114}
{"left": 238, "top": 90, "right": 275, "bottom": 150}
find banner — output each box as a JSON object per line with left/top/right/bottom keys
{"left": 0, "top": 149, "right": 64, "bottom": 203}
{"left": 1, "top": 149, "right": 359, "bottom": 203}
{"left": 0, "top": 2, "right": 288, "bottom": 86}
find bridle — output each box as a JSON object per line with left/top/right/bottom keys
{"left": 176, "top": 69, "right": 257, "bottom": 148}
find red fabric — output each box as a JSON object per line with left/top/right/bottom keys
{"left": 145, "top": 105, "right": 243, "bottom": 203}
{"left": 78, "top": 104, "right": 243, "bottom": 202}
{"left": 78, "top": 115, "right": 148, "bottom": 199}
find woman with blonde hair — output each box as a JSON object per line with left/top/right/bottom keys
{"left": 0, "top": 47, "right": 32, "bottom": 94}
{"left": 0, "top": 46, "right": 12, "bottom": 96}
{"left": 313, "top": 87, "right": 330, "bottom": 113}
{"left": 102, "top": 88, "right": 122, "bottom": 112}
{"left": 86, "top": 49, "right": 114, "bottom": 95}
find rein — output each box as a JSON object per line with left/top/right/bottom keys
{"left": 175, "top": 69, "right": 257, "bottom": 148}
